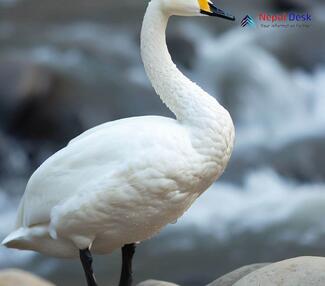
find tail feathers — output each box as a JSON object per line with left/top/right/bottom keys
{"left": 2, "top": 228, "right": 30, "bottom": 249}
{"left": 2, "top": 226, "right": 78, "bottom": 258}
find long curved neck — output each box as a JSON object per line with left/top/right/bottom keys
{"left": 141, "top": 1, "right": 223, "bottom": 124}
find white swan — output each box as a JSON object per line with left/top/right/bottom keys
{"left": 2, "top": 0, "right": 235, "bottom": 285}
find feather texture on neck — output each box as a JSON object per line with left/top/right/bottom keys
{"left": 141, "top": 0, "right": 234, "bottom": 162}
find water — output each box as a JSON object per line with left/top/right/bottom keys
{"left": 178, "top": 169, "right": 325, "bottom": 243}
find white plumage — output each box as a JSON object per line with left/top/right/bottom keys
{"left": 2, "top": 0, "right": 235, "bottom": 261}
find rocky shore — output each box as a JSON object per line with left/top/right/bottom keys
{"left": 140, "top": 256, "right": 325, "bottom": 286}
{"left": 1, "top": 257, "right": 324, "bottom": 286}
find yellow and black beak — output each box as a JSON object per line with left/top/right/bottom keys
{"left": 199, "top": 0, "right": 235, "bottom": 21}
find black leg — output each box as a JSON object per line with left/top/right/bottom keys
{"left": 118, "top": 243, "right": 136, "bottom": 286}
{"left": 79, "top": 248, "right": 98, "bottom": 286}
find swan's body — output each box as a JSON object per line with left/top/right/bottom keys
{"left": 3, "top": 0, "right": 235, "bottom": 284}
{"left": 6, "top": 114, "right": 233, "bottom": 257}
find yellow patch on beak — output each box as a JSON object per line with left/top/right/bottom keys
{"left": 198, "top": 0, "right": 211, "bottom": 13}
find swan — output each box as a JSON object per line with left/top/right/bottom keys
{"left": 2, "top": 0, "right": 235, "bottom": 285}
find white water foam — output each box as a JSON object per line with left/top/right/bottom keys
{"left": 176, "top": 169, "right": 325, "bottom": 244}
{"left": 188, "top": 25, "right": 325, "bottom": 150}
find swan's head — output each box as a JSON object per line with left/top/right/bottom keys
{"left": 161, "top": 0, "right": 235, "bottom": 20}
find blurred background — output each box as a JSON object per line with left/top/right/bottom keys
{"left": 0, "top": 0, "right": 325, "bottom": 285}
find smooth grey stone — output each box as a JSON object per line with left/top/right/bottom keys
{"left": 233, "top": 256, "right": 325, "bottom": 286}
{"left": 0, "top": 269, "right": 55, "bottom": 286}
{"left": 208, "top": 263, "right": 270, "bottom": 286}
{"left": 137, "top": 280, "right": 179, "bottom": 286}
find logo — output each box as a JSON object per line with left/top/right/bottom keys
{"left": 258, "top": 12, "right": 312, "bottom": 28}
{"left": 241, "top": 15, "right": 255, "bottom": 27}
{"left": 259, "top": 12, "right": 312, "bottom": 23}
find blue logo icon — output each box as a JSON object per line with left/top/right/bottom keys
{"left": 241, "top": 15, "right": 255, "bottom": 27}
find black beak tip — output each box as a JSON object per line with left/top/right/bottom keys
{"left": 207, "top": 3, "right": 236, "bottom": 21}
{"left": 224, "top": 14, "right": 236, "bottom": 21}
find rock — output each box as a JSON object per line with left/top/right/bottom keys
{"left": 271, "top": 136, "right": 325, "bottom": 182}
{"left": 137, "top": 257, "right": 325, "bottom": 286}
{"left": 137, "top": 280, "right": 179, "bottom": 286}
{"left": 233, "top": 257, "right": 325, "bottom": 286}
{"left": 208, "top": 263, "right": 270, "bottom": 286}
{"left": 224, "top": 135, "right": 325, "bottom": 183}
{"left": 0, "top": 269, "right": 54, "bottom": 286}
{"left": 0, "top": 59, "right": 52, "bottom": 128}
{"left": 0, "top": 59, "right": 82, "bottom": 146}
{"left": 223, "top": 146, "right": 270, "bottom": 183}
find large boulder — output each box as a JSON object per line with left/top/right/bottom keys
{"left": 0, "top": 59, "right": 82, "bottom": 144}
{"left": 0, "top": 269, "right": 54, "bottom": 286}
{"left": 233, "top": 257, "right": 325, "bottom": 286}
{"left": 208, "top": 264, "right": 269, "bottom": 286}
{"left": 137, "top": 257, "right": 325, "bottom": 286}
{"left": 224, "top": 135, "right": 325, "bottom": 183}
{"left": 271, "top": 136, "right": 325, "bottom": 182}
{"left": 0, "top": 59, "right": 55, "bottom": 128}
